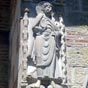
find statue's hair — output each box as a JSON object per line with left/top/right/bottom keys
{"left": 38, "top": 1, "right": 52, "bottom": 6}
{"left": 42, "top": 1, "right": 52, "bottom": 7}
{"left": 36, "top": 1, "right": 52, "bottom": 14}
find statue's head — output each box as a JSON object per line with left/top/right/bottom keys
{"left": 42, "top": 2, "right": 52, "bottom": 14}
{"left": 36, "top": 1, "right": 52, "bottom": 15}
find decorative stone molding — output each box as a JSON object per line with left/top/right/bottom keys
{"left": 20, "top": 2, "right": 67, "bottom": 88}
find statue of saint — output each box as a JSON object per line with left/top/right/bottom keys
{"left": 26, "top": 1, "right": 64, "bottom": 88}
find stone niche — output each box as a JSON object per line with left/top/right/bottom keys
{"left": 19, "top": 1, "right": 67, "bottom": 88}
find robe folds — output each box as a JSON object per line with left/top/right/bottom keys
{"left": 33, "top": 16, "right": 62, "bottom": 79}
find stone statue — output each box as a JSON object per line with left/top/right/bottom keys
{"left": 21, "top": 1, "right": 66, "bottom": 88}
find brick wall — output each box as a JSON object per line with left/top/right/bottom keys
{"left": 0, "top": 0, "right": 18, "bottom": 88}
{"left": 66, "top": 26, "right": 88, "bottom": 88}
{"left": 0, "top": 0, "right": 11, "bottom": 88}
{"left": 0, "top": 0, "right": 10, "bottom": 31}
{"left": 64, "top": 0, "right": 88, "bottom": 87}
{"left": 0, "top": 31, "right": 9, "bottom": 88}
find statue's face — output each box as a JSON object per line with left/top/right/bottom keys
{"left": 43, "top": 3, "right": 52, "bottom": 14}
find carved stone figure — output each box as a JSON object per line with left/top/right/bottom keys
{"left": 21, "top": 1, "right": 66, "bottom": 88}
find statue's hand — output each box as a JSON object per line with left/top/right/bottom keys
{"left": 38, "top": 12, "right": 45, "bottom": 18}
{"left": 27, "top": 55, "right": 31, "bottom": 61}
{"left": 32, "top": 13, "right": 45, "bottom": 27}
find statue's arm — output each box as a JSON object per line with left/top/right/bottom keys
{"left": 31, "top": 13, "right": 44, "bottom": 28}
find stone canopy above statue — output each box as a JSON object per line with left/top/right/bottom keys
{"left": 20, "top": 1, "right": 67, "bottom": 88}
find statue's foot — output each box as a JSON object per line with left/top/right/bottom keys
{"left": 51, "top": 81, "right": 56, "bottom": 88}
{"left": 48, "top": 85, "right": 53, "bottom": 88}
{"left": 40, "top": 85, "right": 45, "bottom": 88}
{"left": 51, "top": 81, "right": 62, "bottom": 88}
{"left": 26, "top": 80, "right": 41, "bottom": 88}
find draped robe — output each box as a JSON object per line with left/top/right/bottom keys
{"left": 33, "top": 16, "right": 62, "bottom": 79}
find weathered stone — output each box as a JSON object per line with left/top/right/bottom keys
{"left": 67, "top": 47, "right": 88, "bottom": 66}
{"left": 20, "top": 1, "right": 66, "bottom": 88}
{"left": 66, "top": 26, "right": 88, "bottom": 88}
